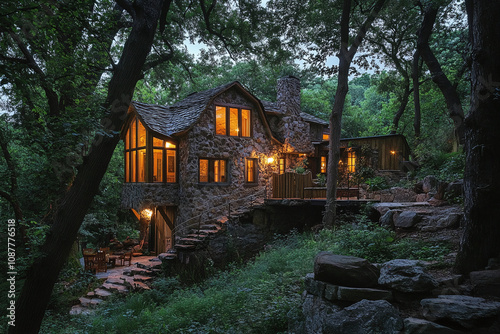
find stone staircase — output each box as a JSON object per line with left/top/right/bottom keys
{"left": 158, "top": 216, "right": 229, "bottom": 264}
{"left": 69, "top": 258, "right": 161, "bottom": 315}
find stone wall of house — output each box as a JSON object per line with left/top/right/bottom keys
{"left": 175, "top": 87, "right": 282, "bottom": 233}
{"left": 121, "top": 183, "right": 179, "bottom": 212}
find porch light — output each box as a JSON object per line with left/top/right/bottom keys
{"left": 267, "top": 157, "right": 275, "bottom": 164}
{"left": 142, "top": 209, "right": 153, "bottom": 219}
{"left": 390, "top": 150, "right": 396, "bottom": 155}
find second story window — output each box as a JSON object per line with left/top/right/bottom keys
{"left": 215, "top": 105, "right": 251, "bottom": 137}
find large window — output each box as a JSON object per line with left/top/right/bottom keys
{"left": 215, "top": 105, "right": 251, "bottom": 137}
{"left": 199, "top": 158, "right": 227, "bottom": 183}
{"left": 125, "top": 116, "right": 176, "bottom": 183}
{"left": 347, "top": 151, "right": 356, "bottom": 173}
{"left": 246, "top": 158, "right": 257, "bottom": 183}
{"left": 320, "top": 156, "right": 327, "bottom": 174}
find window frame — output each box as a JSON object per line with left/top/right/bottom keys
{"left": 198, "top": 158, "right": 228, "bottom": 184}
{"left": 245, "top": 158, "right": 258, "bottom": 184}
{"left": 214, "top": 104, "right": 252, "bottom": 138}
{"left": 124, "top": 116, "right": 177, "bottom": 183}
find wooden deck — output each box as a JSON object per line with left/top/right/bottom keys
{"left": 266, "top": 198, "right": 378, "bottom": 207}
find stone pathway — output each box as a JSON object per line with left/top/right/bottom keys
{"left": 70, "top": 255, "right": 160, "bottom": 315}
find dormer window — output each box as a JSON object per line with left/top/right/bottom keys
{"left": 124, "top": 116, "right": 177, "bottom": 183}
{"left": 215, "top": 105, "right": 251, "bottom": 137}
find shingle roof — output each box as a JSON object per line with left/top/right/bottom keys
{"left": 261, "top": 100, "right": 329, "bottom": 126}
{"left": 132, "top": 82, "right": 237, "bottom": 137}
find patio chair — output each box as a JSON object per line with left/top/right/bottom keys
{"left": 119, "top": 252, "right": 133, "bottom": 267}
{"left": 91, "top": 251, "right": 107, "bottom": 273}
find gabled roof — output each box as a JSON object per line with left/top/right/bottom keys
{"left": 261, "top": 100, "right": 329, "bottom": 126}
{"left": 129, "top": 81, "right": 277, "bottom": 142}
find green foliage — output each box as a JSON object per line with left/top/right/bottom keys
{"left": 316, "top": 173, "right": 326, "bottom": 186}
{"left": 365, "top": 176, "right": 390, "bottom": 191}
{"left": 41, "top": 221, "right": 451, "bottom": 333}
{"left": 415, "top": 151, "right": 465, "bottom": 182}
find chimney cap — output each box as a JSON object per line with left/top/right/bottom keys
{"left": 279, "top": 75, "right": 300, "bottom": 80}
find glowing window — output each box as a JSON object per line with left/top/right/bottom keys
{"left": 347, "top": 151, "right": 356, "bottom": 173}
{"left": 279, "top": 158, "right": 285, "bottom": 174}
{"left": 246, "top": 158, "right": 257, "bottom": 183}
{"left": 322, "top": 133, "right": 329, "bottom": 141}
{"left": 215, "top": 106, "right": 226, "bottom": 135}
{"left": 153, "top": 149, "right": 163, "bottom": 182}
{"left": 199, "top": 158, "right": 227, "bottom": 183}
{"left": 321, "top": 156, "right": 327, "bottom": 173}
{"left": 215, "top": 105, "right": 251, "bottom": 137}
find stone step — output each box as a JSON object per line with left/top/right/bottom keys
{"left": 101, "top": 282, "right": 129, "bottom": 293}
{"left": 158, "top": 252, "right": 177, "bottom": 261}
{"left": 93, "top": 288, "right": 113, "bottom": 299}
{"left": 131, "top": 281, "right": 151, "bottom": 291}
{"left": 185, "top": 233, "right": 208, "bottom": 239}
{"left": 124, "top": 267, "right": 155, "bottom": 276}
{"left": 133, "top": 274, "right": 154, "bottom": 282}
{"left": 178, "top": 237, "right": 204, "bottom": 245}
{"left": 199, "top": 224, "right": 220, "bottom": 230}
{"left": 175, "top": 243, "right": 197, "bottom": 250}
{"left": 79, "top": 297, "right": 104, "bottom": 307}
{"left": 70, "top": 305, "right": 93, "bottom": 315}
{"left": 196, "top": 229, "right": 220, "bottom": 235}
{"left": 105, "top": 277, "right": 125, "bottom": 285}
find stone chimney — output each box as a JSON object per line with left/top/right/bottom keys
{"left": 277, "top": 76, "right": 301, "bottom": 117}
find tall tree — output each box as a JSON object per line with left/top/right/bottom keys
{"left": 415, "top": 0, "right": 466, "bottom": 145}
{"left": 322, "top": 0, "right": 387, "bottom": 228}
{"left": 1, "top": 0, "right": 266, "bottom": 332}
{"left": 456, "top": 0, "right": 500, "bottom": 273}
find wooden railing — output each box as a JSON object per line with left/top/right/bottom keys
{"left": 271, "top": 172, "right": 359, "bottom": 199}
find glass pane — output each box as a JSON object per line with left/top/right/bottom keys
{"left": 138, "top": 120, "right": 146, "bottom": 147}
{"left": 131, "top": 151, "right": 136, "bottom": 182}
{"left": 125, "top": 127, "right": 130, "bottom": 150}
{"left": 229, "top": 108, "right": 239, "bottom": 136}
{"left": 247, "top": 159, "right": 254, "bottom": 183}
{"left": 241, "top": 109, "right": 250, "bottom": 137}
{"left": 153, "top": 137, "right": 164, "bottom": 147}
{"left": 214, "top": 160, "right": 220, "bottom": 182}
{"left": 153, "top": 149, "right": 163, "bottom": 182}
{"left": 215, "top": 106, "right": 226, "bottom": 135}
{"left": 220, "top": 160, "right": 226, "bottom": 182}
{"left": 167, "top": 150, "right": 176, "bottom": 183}
{"left": 138, "top": 149, "right": 146, "bottom": 182}
{"left": 125, "top": 152, "right": 130, "bottom": 182}
{"left": 130, "top": 118, "right": 136, "bottom": 149}
{"left": 279, "top": 158, "right": 285, "bottom": 174}
{"left": 165, "top": 141, "right": 176, "bottom": 149}
{"left": 199, "top": 159, "right": 208, "bottom": 183}
{"left": 321, "top": 156, "right": 326, "bottom": 173}
{"left": 348, "top": 151, "right": 356, "bottom": 173}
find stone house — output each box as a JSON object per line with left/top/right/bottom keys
{"left": 120, "top": 76, "right": 410, "bottom": 254}
{"left": 121, "top": 76, "right": 322, "bottom": 254}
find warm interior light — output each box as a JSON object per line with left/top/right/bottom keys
{"left": 390, "top": 150, "right": 396, "bottom": 155}
{"left": 267, "top": 157, "right": 275, "bottom": 164}
{"left": 142, "top": 209, "right": 153, "bottom": 219}
{"left": 165, "top": 142, "right": 172, "bottom": 148}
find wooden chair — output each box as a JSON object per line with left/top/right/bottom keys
{"left": 91, "top": 251, "right": 107, "bottom": 273}
{"left": 119, "top": 252, "right": 133, "bottom": 267}
{"left": 82, "top": 248, "right": 96, "bottom": 272}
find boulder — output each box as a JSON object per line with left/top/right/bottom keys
{"left": 392, "top": 187, "right": 417, "bottom": 202}
{"left": 314, "top": 252, "right": 379, "bottom": 288}
{"left": 394, "top": 211, "right": 421, "bottom": 228}
{"left": 403, "top": 317, "right": 462, "bottom": 334}
{"left": 323, "top": 299, "right": 404, "bottom": 334}
{"left": 421, "top": 295, "right": 500, "bottom": 329}
{"left": 470, "top": 269, "right": 500, "bottom": 298}
{"left": 379, "top": 259, "right": 438, "bottom": 293}
{"left": 379, "top": 210, "right": 395, "bottom": 228}
{"left": 422, "top": 175, "right": 438, "bottom": 193}
{"left": 298, "top": 292, "right": 341, "bottom": 334}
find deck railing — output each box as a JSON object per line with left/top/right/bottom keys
{"left": 271, "top": 172, "right": 359, "bottom": 200}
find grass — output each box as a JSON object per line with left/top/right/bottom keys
{"left": 39, "top": 222, "right": 451, "bottom": 334}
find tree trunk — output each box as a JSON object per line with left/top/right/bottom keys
{"left": 9, "top": 1, "right": 163, "bottom": 332}
{"left": 392, "top": 79, "right": 411, "bottom": 132}
{"left": 456, "top": 0, "right": 500, "bottom": 274}
{"left": 412, "top": 49, "right": 422, "bottom": 142}
{"left": 416, "top": 2, "right": 465, "bottom": 144}
{"left": 323, "top": 0, "right": 386, "bottom": 228}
